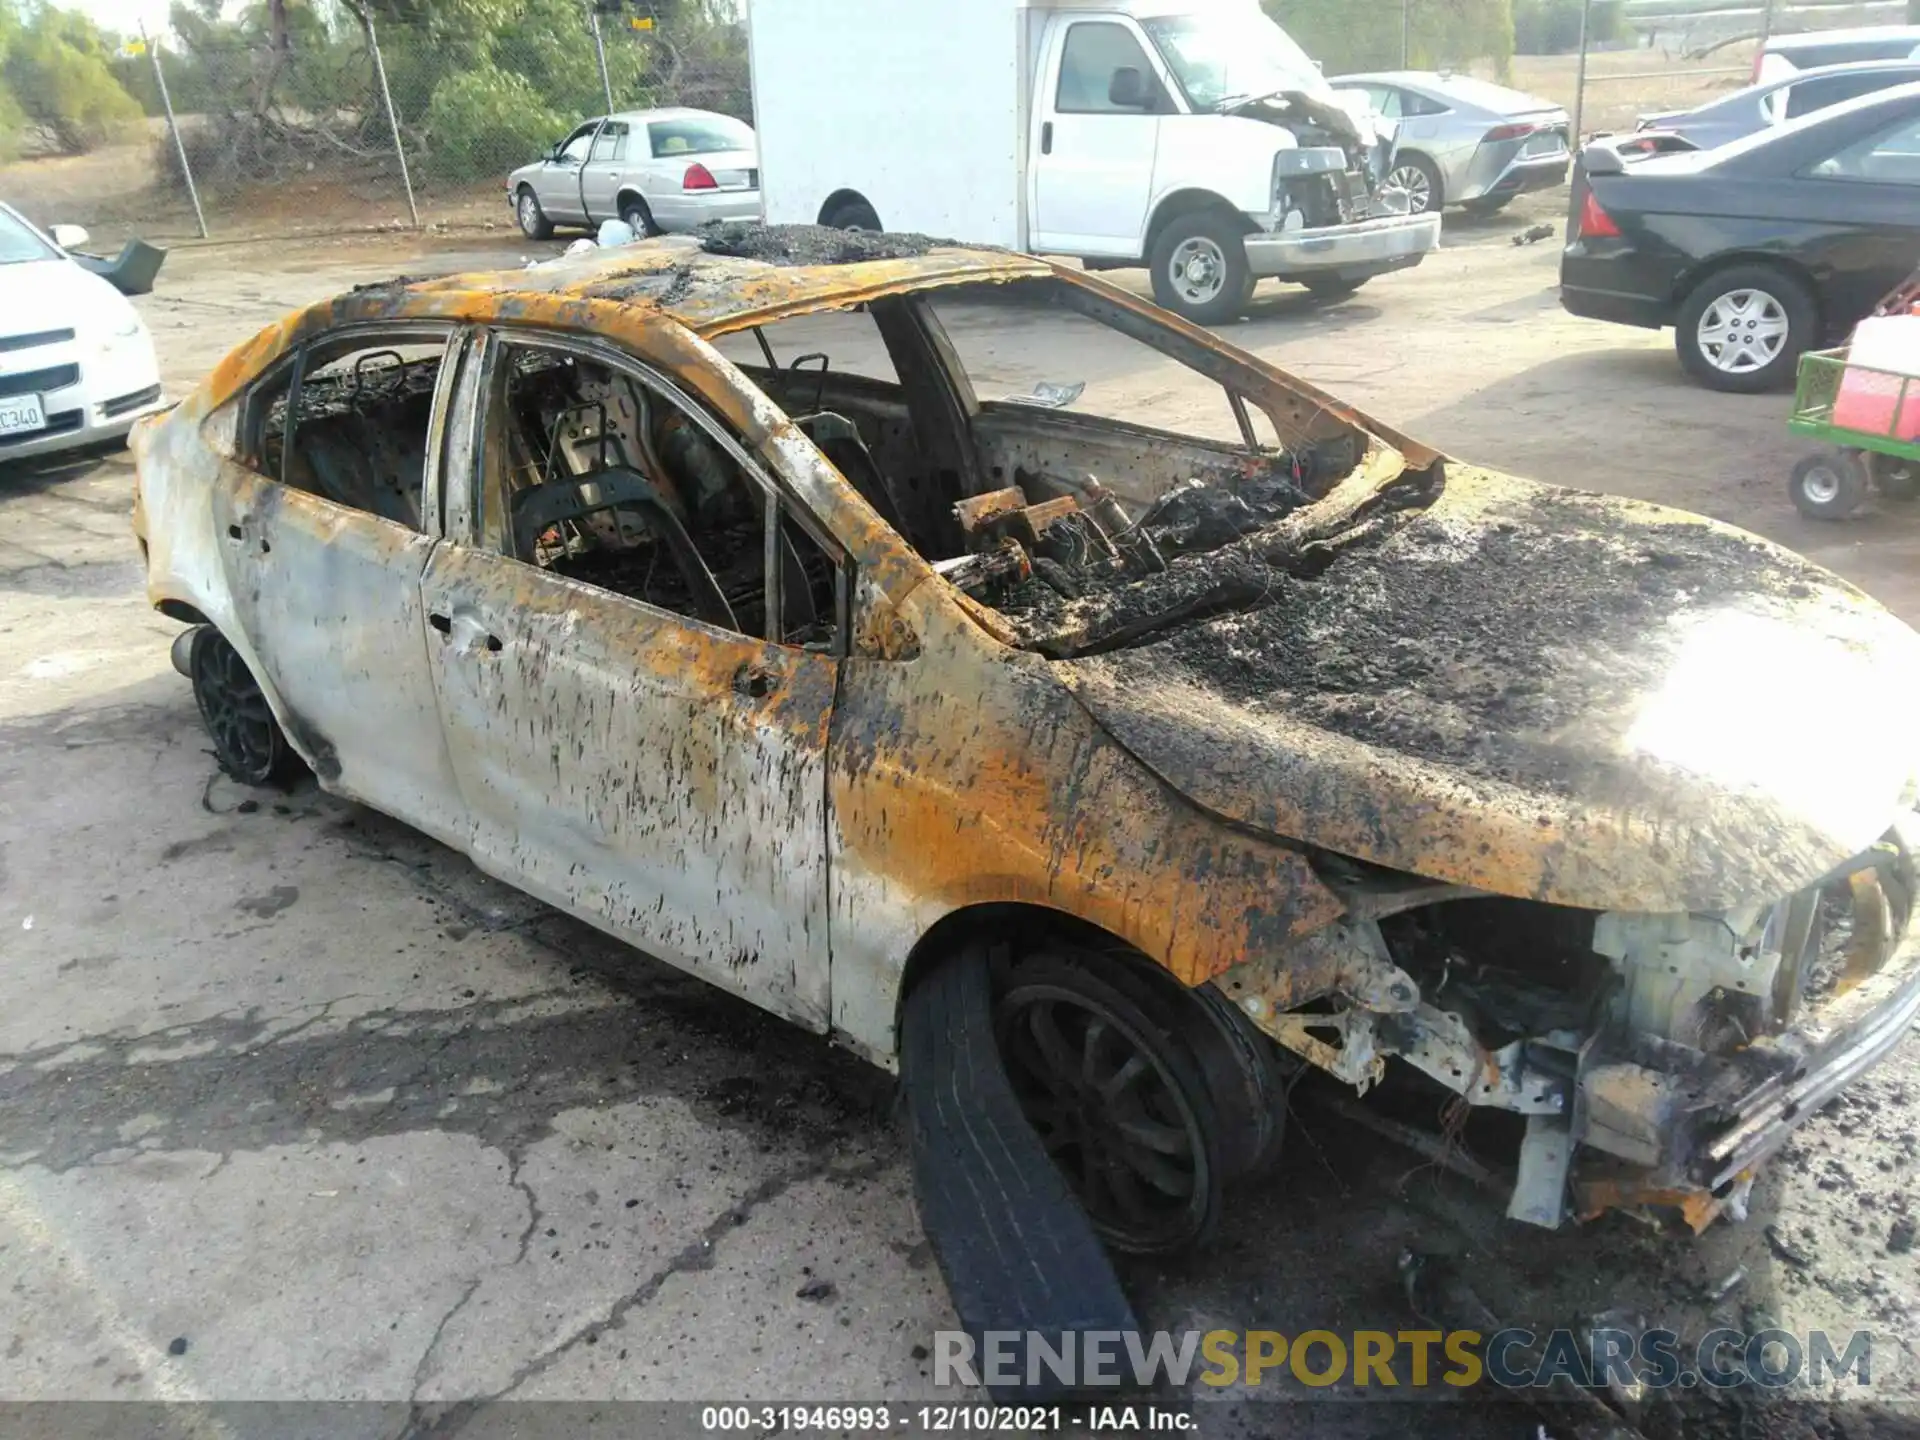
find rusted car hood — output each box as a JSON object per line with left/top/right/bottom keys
{"left": 1056, "top": 466, "right": 1920, "bottom": 914}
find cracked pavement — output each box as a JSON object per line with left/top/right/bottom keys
{"left": 7, "top": 227, "right": 1920, "bottom": 1438}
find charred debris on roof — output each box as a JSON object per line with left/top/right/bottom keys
{"left": 695, "top": 221, "right": 961, "bottom": 265}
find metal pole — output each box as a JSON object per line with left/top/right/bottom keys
{"left": 143, "top": 24, "right": 207, "bottom": 239}
{"left": 1758, "top": 0, "right": 1778, "bottom": 48}
{"left": 1570, "top": 0, "right": 1594, "bottom": 147}
{"left": 364, "top": 13, "right": 420, "bottom": 229}
{"left": 1401, "top": 0, "right": 1411, "bottom": 67}
{"left": 591, "top": 10, "right": 614, "bottom": 111}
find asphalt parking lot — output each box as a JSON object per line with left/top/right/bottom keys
{"left": 6, "top": 214, "right": 1920, "bottom": 1438}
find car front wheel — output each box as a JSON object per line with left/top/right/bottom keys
{"left": 1676, "top": 263, "right": 1815, "bottom": 392}
{"left": 515, "top": 186, "right": 553, "bottom": 241}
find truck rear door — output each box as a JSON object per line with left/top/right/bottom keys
{"left": 1030, "top": 16, "right": 1163, "bottom": 257}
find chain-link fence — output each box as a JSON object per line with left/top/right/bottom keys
{"left": 1, "top": 0, "right": 1901, "bottom": 247}
{"left": 23, "top": 4, "right": 749, "bottom": 244}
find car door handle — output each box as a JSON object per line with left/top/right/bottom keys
{"left": 429, "top": 612, "right": 502, "bottom": 654}
{"left": 1041, "top": 121, "right": 1053, "bottom": 155}
{"left": 733, "top": 663, "right": 777, "bottom": 698}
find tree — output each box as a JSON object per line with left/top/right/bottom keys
{"left": 0, "top": 0, "right": 142, "bottom": 155}
{"left": 1265, "top": 0, "right": 1515, "bottom": 77}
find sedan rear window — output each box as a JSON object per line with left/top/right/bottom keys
{"left": 648, "top": 116, "right": 754, "bottom": 157}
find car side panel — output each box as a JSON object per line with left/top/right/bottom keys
{"left": 208, "top": 463, "right": 468, "bottom": 845}
{"left": 823, "top": 579, "right": 1345, "bottom": 1068}
{"left": 417, "top": 541, "right": 837, "bottom": 1032}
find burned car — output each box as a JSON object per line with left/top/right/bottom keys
{"left": 132, "top": 226, "right": 1920, "bottom": 1275}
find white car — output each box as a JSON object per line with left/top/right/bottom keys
{"left": 507, "top": 107, "right": 760, "bottom": 240}
{"left": 0, "top": 203, "right": 166, "bottom": 463}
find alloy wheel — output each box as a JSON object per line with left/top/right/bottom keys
{"left": 1385, "top": 162, "right": 1433, "bottom": 214}
{"left": 1696, "top": 288, "right": 1789, "bottom": 374}
{"left": 994, "top": 970, "right": 1214, "bottom": 1253}
{"left": 191, "top": 631, "right": 283, "bottom": 784}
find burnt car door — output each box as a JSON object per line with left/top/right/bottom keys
{"left": 212, "top": 321, "right": 469, "bottom": 844}
{"left": 1792, "top": 105, "right": 1920, "bottom": 322}
{"left": 420, "top": 327, "right": 842, "bottom": 1028}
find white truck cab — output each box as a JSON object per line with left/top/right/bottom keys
{"left": 748, "top": 0, "right": 1441, "bottom": 323}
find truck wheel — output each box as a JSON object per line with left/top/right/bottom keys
{"left": 1789, "top": 451, "right": 1868, "bottom": 520}
{"left": 515, "top": 186, "right": 553, "bottom": 241}
{"left": 825, "top": 198, "right": 881, "bottom": 231}
{"left": 1676, "top": 263, "right": 1814, "bottom": 393}
{"left": 1149, "top": 212, "right": 1254, "bottom": 327}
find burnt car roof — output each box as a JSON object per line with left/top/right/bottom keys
{"left": 393, "top": 226, "right": 1051, "bottom": 338}
{"left": 201, "top": 228, "right": 1056, "bottom": 412}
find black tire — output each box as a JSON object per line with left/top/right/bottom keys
{"left": 515, "top": 185, "right": 553, "bottom": 241}
{"left": 824, "top": 198, "right": 881, "bottom": 231}
{"left": 899, "top": 943, "right": 1139, "bottom": 1400}
{"left": 190, "top": 628, "right": 303, "bottom": 786}
{"left": 1675, "top": 263, "right": 1816, "bottom": 393}
{"left": 1148, "top": 210, "right": 1255, "bottom": 327}
{"left": 1302, "top": 274, "right": 1368, "bottom": 299}
{"left": 992, "top": 950, "right": 1224, "bottom": 1255}
{"left": 618, "top": 194, "right": 659, "bottom": 237}
{"left": 1385, "top": 151, "right": 1443, "bottom": 215}
{"left": 1460, "top": 193, "right": 1513, "bottom": 218}
{"left": 1789, "top": 451, "right": 1869, "bottom": 520}
{"left": 1868, "top": 451, "right": 1920, "bottom": 502}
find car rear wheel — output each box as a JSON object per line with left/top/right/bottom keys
{"left": 190, "top": 628, "right": 303, "bottom": 787}
{"left": 1383, "top": 153, "right": 1443, "bottom": 215}
{"left": 1149, "top": 211, "right": 1255, "bottom": 326}
{"left": 824, "top": 198, "right": 881, "bottom": 231}
{"left": 1676, "top": 264, "right": 1815, "bottom": 392}
{"left": 515, "top": 186, "right": 553, "bottom": 241}
{"left": 619, "top": 195, "right": 659, "bottom": 237}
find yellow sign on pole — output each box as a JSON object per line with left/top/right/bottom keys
{"left": 629, "top": 15, "right": 654, "bottom": 29}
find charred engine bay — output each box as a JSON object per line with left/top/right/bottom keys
{"left": 967, "top": 467, "right": 1839, "bottom": 793}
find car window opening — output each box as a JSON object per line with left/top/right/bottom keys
{"left": 261, "top": 335, "right": 448, "bottom": 531}
{"left": 480, "top": 344, "right": 841, "bottom": 653}
{"left": 719, "top": 279, "right": 1354, "bottom": 636}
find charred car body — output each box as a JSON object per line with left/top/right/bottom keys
{"left": 132, "top": 224, "right": 1920, "bottom": 1264}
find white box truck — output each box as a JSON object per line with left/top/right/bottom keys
{"left": 745, "top": 0, "right": 1441, "bottom": 324}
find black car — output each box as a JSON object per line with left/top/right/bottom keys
{"left": 1561, "top": 80, "right": 1920, "bottom": 391}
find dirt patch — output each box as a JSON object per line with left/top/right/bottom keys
{"left": 697, "top": 221, "right": 959, "bottom": 266}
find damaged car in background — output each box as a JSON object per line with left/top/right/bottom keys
{"left": 748, "top": 0, "right": 1439, "bottom": 324}
{"left": 129, "top": 223, "right": 1920, "bottom": 1335}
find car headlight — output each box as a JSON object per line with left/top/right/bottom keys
{"left": 96, "top": 311, "right": 149, "bottom": 357}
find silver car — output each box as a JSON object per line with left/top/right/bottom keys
{"left": 1637, "top": 60, "right": 1920, "bottom": 150}
{"left": 1332, "top": 71, "right": 1570, "bottom": 216}
{"left": 508, "top": 107, "right": 760, "bottom": 239}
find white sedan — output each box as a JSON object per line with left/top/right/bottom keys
{"left": 0, "top": 203, "right": 166, "bottom": 463}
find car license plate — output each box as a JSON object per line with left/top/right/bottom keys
{"left": 0, "top": 394, "right": 46, "bottom": 437}
{"left": 1523, "top": 130, "right": 1564, "bottom": 156}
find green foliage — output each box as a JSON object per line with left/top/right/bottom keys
{"left": 421, "top": 62, "right": 561, "bottom": 180}
{"left": 1264, "top": 0, "right": 1515, "bottom": 77}
{"left": 1, "top": 0, "right": 142, "bottom": 155}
